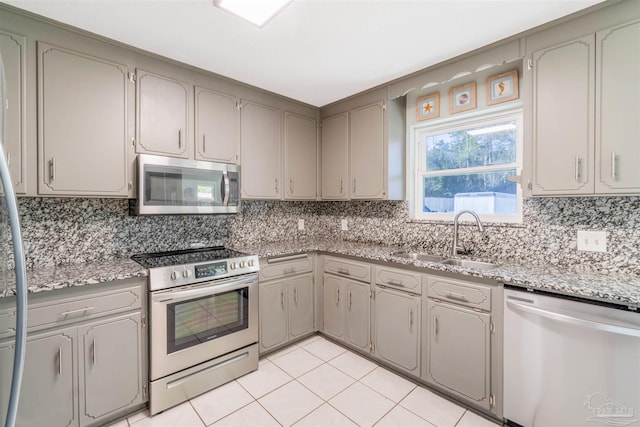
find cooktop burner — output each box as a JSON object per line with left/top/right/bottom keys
{"left": 131, "top": 246, "right": 247, "bottom": 269}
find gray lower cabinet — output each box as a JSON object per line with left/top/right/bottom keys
{"left": 0, "top": 327, "right": 77, "bottom": 427}
{"left": 345, "top": 280, "right": 370, "bottom": 351}
{"left": 78, "top": 313, "right": 144, "bottom": 426}
{"left": 259, "top": 272, "right": 314, "bottom": 354}
{"left": 321, "top": 274, "right": 345, "bottom": 340}
{"left": 0, "top": 278, "right": 146, "bottom": 427}
{"left": 374, "top": 286, "right": 420, "bottom": 376}
{"left": 38, "top": 42, "right": 131, "bottom": 196}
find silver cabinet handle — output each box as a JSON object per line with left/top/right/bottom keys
{"left": 294, "top": 287, "right": 298, "bottom": 305}
{"left": 178, "top": 129, "right": 182, "bottom": 149}
{"left": 275, "top": 178, "right": 278, "bottom": 193}
{"left": 59, "top": 306, "right": 95, "bottom": 317}
{"left": 349, "top": 291, "right": 352, "bottom": 309}
{"left": 388, "top": 279, "right": 404, "bottom": 287}
{"left": 409, "top": 309, "right": 413, "bottom": 329}
{"left": 6, "top": 152, "right": 10, "bottom": 167}
{"left": 202, "top": 133, "right": 206, "bottom": 153}
{"left": 337, "top": 268, "right": 350, "bottom": 276}
{"left": 336, "top": 288, "right": 340, "bottom": 305}
{"left": 92, "top": 338, "right": 97, "bottom": 365}
{"left": 49, "top": 158, "right": 55, "bottom": 183}
{"left": 353, "top": 178, "right": 357, "bottom": 193}
{"left": 611, "top": 152, "right": 616, "bottom": 180}
{"left": 280, "top": 290, "right": 285, "bottom": 310}
{"left": 446, "top": 292, "right": 468, "bottom": 302}
{"left": 58, "top": 347, "right": 62, "bottom": 375}
{"left": 340, "top": 179, "right": 343, "bottom": 194}
{"left": 575, "top": 156, "right": 581, "bottom": 182}
{"left": 434, "top": 317, "right": 439, "bottom": 338}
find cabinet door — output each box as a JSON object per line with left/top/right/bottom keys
{"left": 0, "top": 30, "right": 26, "bottom": 193}
{"left": 350, "top": 102, "right": 385, "bottom": 199}
{"left": 530, "top": 36, "right": 595, "bottom": 195}
{"left": 374, "top": 287, "right": 420, "bottom": 375}
{"left": 284, "top": 112, "right": 317, "bottom": 200}
{"left": 288, "top": 273, "right": 314, "bottom": 339}
{"left": 322, "top": 274, "right": 345, "bottom": 340}
{"left": 345, "top": 280, "right": 370, "bottom": 351}
{"left": 38, "top": 43, "right": 130, "bottom": 196}
{"left": 240, "top": 100, "right": 282, "bottom": 199}
{"left": 195, "top": 87, "right": 238, "bottom": 163}
{"left": 259, "top": 280, "right": 288, "bottom": 352}
{"left": 427, "top": 300, "right": 490, "bottom": 410}
{"left": 320, "top": 113, "right": 349, "bottom": 200}
{"left": 79, "top": 313, "right": 144, "bottom": 426}
{"left": 0, "top": 327, "right": 78, "bottom": 427}
{"left": 595, "top": 20, "right": 640, "bottom": 193}
{"left": 136, "top": 69, "right": 190, "bottom": 158}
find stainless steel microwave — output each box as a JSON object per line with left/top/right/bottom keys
{"left": 132, "top": 154, "right": 240, "bottom": 215}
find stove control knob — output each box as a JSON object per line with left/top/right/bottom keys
{"left": 230, "top": 262, "right": 237, "bottom": 270}
{"left": 248, "top": 260, "right": 255, "bottom": 267}
{"left": 183, "top": 270, "right": 191, "bottom": 278}
{"left": 240, "top": 261, "right": 246, "bottom": 268}
{"left": 170, "top": 271, "right": 179, "bottom": 280}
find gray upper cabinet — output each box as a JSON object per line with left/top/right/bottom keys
{"left": 426, "top": 300, "right": 491, "bottom": 410}
{"left": 284, "top": 112, "right": 317, "bottom": 200}
{"left": 194, "top": 86, "right": 238, "bottom": 164}
{"left": 136, "top": 69, "right": 191, "bottom": 159}
{"left": 0, "top": 327, "right": 78, "bottom": 427}
{"left": 345, "top": 280, "right": 370, "bottom": 351}
{"left": 529, "top": 35, "right": 595, "bottom": 195}
{"left": 79, "top": 313, "right": 144, "bottom": 426}
{"left": 0, "top": 30, "right": 26, "bottom": 194}
{"left": 38, "top": 42, "right": 130, "bottom": 196}
{"left": 374, "top": 286, "right": 420, "bottom": 376}
{"left": 240, "top": 100, "right": 282, "bottom": 199}
{"left": 350, "top": 101, "right": 385, "bottom": 199}
{"left": 595, "top": 20, "right": 640, "bottom": 193}
{"left": 320, "top": 113, "right": 349, "bottom": 200}
{"left": 528, "top": 18, "right": 640, "bottom": 196}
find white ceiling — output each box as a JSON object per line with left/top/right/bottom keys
{"left": 3, "top": 0, "right": 606, "bottom": 107}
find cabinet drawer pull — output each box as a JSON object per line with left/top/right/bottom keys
{"left": 280, "top": 291, "right": 285, "bottom": 310}
{"left": 336, "top": 288, "right": 340, "bottom": 305}
{"left": 446, "top": 292, "right": 468, "bottom": 302}
{"left": 575, "top": 156, "right": 581, "bottom": 182}
{"left": 388, "top": 279, "right": 404, "bottom": 287}
{"left": 294, "top": 287, "right": 298, "bottom": 305}
{"left": 349, "top": 291, "right": 352, "bottom": 309}
{"left": 92, "top": 338, "right": 97, "bottom": 365}
{"left": 59, "top": 306, "right": 95, "bottom": 317}
{"left": 409, "top": 309, "right": 413, "bottom": 329}
{"left": 337, "top": 268, "right": 350, "bottom": 276}
{"left": 434, "top": 317, "right": 439, "bottom": 338}
{"left": 49, "top": 158, "right": 55, "bottom": 183}
{"left": 58, "top": 347, "right": 63, "bottom": 375}
{"left": 178, "top": 129, "right": 182, "bottom": 149}
{"left": 611, "top": 152, "right": 616, "bottom": 180}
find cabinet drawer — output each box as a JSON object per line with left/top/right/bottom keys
{"left": 427, "top": 276, "right": 491, "bottom": 311}
{"left": 0, "top": 285, "right": 143, "bottom": 337}
{"left": 324, "top": 256, "right": 371, "bottom": 282}
{"left": 375, "top": 266, "right": 422, "bottom": 294}
{"left": 259, "top": 254, "right": 312, "bottom": 281}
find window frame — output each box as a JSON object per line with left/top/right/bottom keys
{"left": 409, "top": 107, "right": 524, "bottom": 224}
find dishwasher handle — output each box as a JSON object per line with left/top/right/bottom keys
{"left": 506, "top": 299, "right": 640, "bottom": 337}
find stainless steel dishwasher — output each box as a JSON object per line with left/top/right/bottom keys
{"left": 504, "top": 285, "right": 640, "bottom": 427}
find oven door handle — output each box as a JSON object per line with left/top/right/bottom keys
{"left": 152, "top": 275, "right": 257, "bottom": 303}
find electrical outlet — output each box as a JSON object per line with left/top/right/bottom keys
{"left": 298, "top": 219, "right": 305, "bottom": 231}
{"left": 341, "top": 219, "right": 348, "bottom": 231}
{"left": 577, "top": 230, "right": 607, "bottom": 252}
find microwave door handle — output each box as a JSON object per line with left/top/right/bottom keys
{"left": 222, "top": 171, "right": 230, "bottom": 206}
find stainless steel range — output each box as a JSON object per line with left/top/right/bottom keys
{"left": 132, "top": 247, "right": 259, "bottom": 415}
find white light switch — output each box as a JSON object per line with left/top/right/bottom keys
{"left": 298, "top": 219, "right": 305, "bottom": 231}
{"left": 341, "top": 219, "right": 348, "bottom": 231}
{"left": 577, "top": 230, "right": 607, "bottom": 252}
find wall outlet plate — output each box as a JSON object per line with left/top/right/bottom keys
{"left": 577, "top": 230, "right": 607, "bottom": 252}
{"left": 298, "top": 219, "right": 305, "bottom": 231}
{"left": 341, "top": 219, "right": 348, "bottom": 231}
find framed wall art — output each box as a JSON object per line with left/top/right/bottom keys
{"left": 487, "top": 70, "right": 519, "bottom": 105}
{"left": 449, "top": 82, "right": 476, "bottom": 114}
{"left": 416, "top": 93, "right": 440, "bottom": 121}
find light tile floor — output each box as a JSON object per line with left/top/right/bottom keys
{"left": 108, "top": 335, "right": 500, "bottom": 427}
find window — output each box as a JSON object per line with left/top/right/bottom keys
{"left": 411, "top": 109, "right": 523, "bottom": 223}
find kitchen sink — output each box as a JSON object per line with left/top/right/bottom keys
{"left": 390, "top": 251, "right": 449, "bottom": 263}
{"left": 439, "top": 259, "right": 498, "bottom": 270}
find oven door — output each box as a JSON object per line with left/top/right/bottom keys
{"left": 150, "top": 274, "right": 258, "bottom": 381}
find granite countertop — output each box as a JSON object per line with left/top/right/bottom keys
{"left": 0, "top": 257, "right": 148, "bottom": 298}
{"left": 230, "top": 239, "right": 640, "bottom": 308}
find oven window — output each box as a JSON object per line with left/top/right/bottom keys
{"left": 166, "top": 287, "right": 249, "bottom": 354}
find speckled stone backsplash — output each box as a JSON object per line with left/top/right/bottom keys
{"left": 8, "top": 196, "right": 640, "bottom": 275}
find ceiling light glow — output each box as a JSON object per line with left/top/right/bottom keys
{"left": 215, "top": 0, "right": 292, "bottom": 27}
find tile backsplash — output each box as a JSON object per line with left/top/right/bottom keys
{"left": 9, "top": 196, "right": 640, "bottom": 275}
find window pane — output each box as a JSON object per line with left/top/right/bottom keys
{"left": 422, "top": 169, "right": 517, "bottom": 214}
{"left": 425, "top": 120, "right": 517, "bottom": 172}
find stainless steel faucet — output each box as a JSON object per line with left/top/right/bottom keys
{"left": 451, "top": 210, "right": 484, "bottom": 257}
